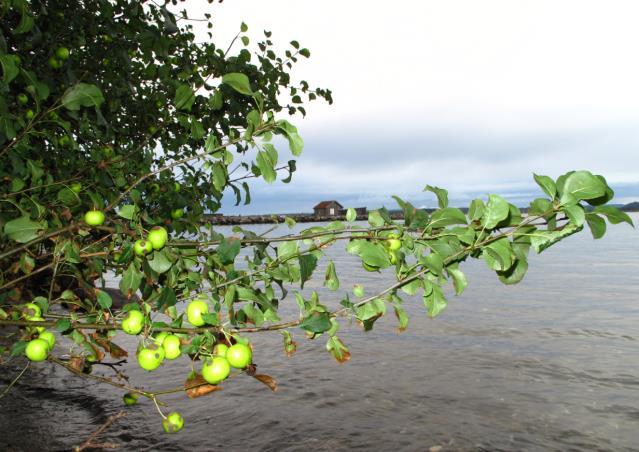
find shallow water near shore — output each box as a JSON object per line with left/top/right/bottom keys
{"left": 1, "top": 214, "right": 638, "bottom": 451}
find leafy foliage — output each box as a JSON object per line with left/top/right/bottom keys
{"left": 0, "top": 0, "right": 632, "bottom": 436}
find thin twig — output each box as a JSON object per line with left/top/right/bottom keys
{"left": 74, "top": 410, "right": 126, "bottom": 452}
{"left": 0, "top": 361, "right": 30, "bottom": 400}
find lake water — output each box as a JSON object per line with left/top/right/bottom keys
{"left": 1, "top": 214, "right": 638, "bottom": 451}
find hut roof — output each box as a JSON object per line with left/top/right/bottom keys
{"left": 313, "top": 200, "right": 343, "bottom": 209}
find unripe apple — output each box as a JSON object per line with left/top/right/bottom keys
{"left": 25, "top": 109, "right": 35, "bottom": 120}
{"left": 121, "top": 310, "right": 145, "bottom": 335}
{"left": 123, "top": 392, "right": 138, "bottom": 406}
{"left": 55, "top": 47, "right": 70, "bottom": 60}
{"left": 162, "top": 411, "right": 184, "bottom": 434}
{"left": 28, "top": 317, "right": 46, "bottom": 334}
{"left": 226, "top": 343, "right": 252, "bottom": 369}
{"left": 17, "top": 93, "right": 28, "bottom": 104}
{"left": 353, "top": 285, "right": 365, "bottom": 298}
{"left": 387, "top": 239, "right": 401, "bottom": 251}
{"left": 48, "top": 57, "right": 63, "bottom": 69}
{"left": 22, "top": 302, "right": 42, "bottom": 320}
{"left": 38, "top": 331, "right": 56, "bottom": 350}
{"left": 186, "top": 299, "right": 208, "bottom": 326}
{"left": 201, "top": 356, "right": 230, "bottom": 384}
{"left": 25, "top": 338, "right": 49, "bottom": 362}
{"left": 171, "top": 208, "right": 184, "bottom": 220}
{"left": 84, "top": 210, "right": 105, "bottom": 226}
{"left": 162, "top": 334, "right": 181, "bottom": 360}
{"left": 153, "top": 331, "right": 169, "bottom": 345}
{"left": 137, "top": 345, "right": 164, "bottom": 371}
{"left": 70, "top": 182, "right": 82, "bottom": 193}
{"left": 147, "top": 226, "right": 168, "bottom": 250}
{"left": 134, "top": 239, "right": 152, "bottom": 256}
{"left": 213, "top": 343, "right": 228, "bottom": 356}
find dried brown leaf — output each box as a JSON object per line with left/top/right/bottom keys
{"left": 184, "top": 373, "right": 223, "bottom": 399}
{"left": 252, "top": 374, "right": 278, "bottom": 392}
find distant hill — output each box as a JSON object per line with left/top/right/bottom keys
{"left": 622, "top": 202, "right": 639, "bottom": 212}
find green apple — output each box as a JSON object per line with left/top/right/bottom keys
{"left": 28, "top": 317, "right": 46, "bottom": 334}
{"left": 84, "top": 210, "right": 105, "bottom": 226}
{"left": 173, "top": 182, "right": 181, "bottom": 192}
{"left": 123, "top": 392, "right": 138, "bottom": 406}
{"left": 162, "top": 334, "right": 181, "bottom": 360}
{"left": 389, "top": 252, "right": 398, "bottom": 265}
{"left": 153, "top": 331, "right": 169, "bottom": 345}
{"left": 48, "top": 57, "right": 63, "bottom": 69}
{"left": 22, "top": 302, "right": 42, "bottom": 319}
{"left": 147, "top": 226, "right": 168, "bottom": 250}
{"left": 70, "top": 182, "right": 82, "bottom": 193}
{"left": 186, "top": 299, "right": 208, "bottom": 326}
{"left": 226, "top": 343, "right": 252, "bottom": 369}
{"left": 201, "top": 356, "right": 230, "bottom": 384}
{"left": 121, "top": 310, "right": 144, "bottom": 335}
{"left": 59, "top": 135, "right": 70, "bottom": 147}
{"left": 25, "top": 338, "right": 49, "bottom": 362}
{"left": 38, "top": 331, "right": 56, "bottom": 350}
{"left": 387, "top": 239, "right": 401, "bottom": 251}
{"left": 353, "top": 284, "right": 365, "bottom": 298}
{"left": 55, "top": 47, "right": 70, "bottom": 60}
{"left": 213, "top": 343, "right": 228, "bottom": 357}
{"left": 134, "top": 239, "right": 152, "bottom": 256}
{"left": 170, "top": 208, "right": 184, "bottom": 220}
{"left": 17, "top": 93, "right": 28, "bottom": 104}
{"left": 137, "top": 345, "right": 164, "bottom": 371}
{"left": 25, "top": 109, "right": 35, "bottom": 120}
{"left": 162, "top": 411, "right": 184, "bottom": 434}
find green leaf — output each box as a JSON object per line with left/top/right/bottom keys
{"left": 222, "top": 72, "right": 253, "bottom": 95}
{"left": 482, "top": 194, "right": 509, "bottom": 229}
{"left": 423, "top": 284, "right": 447, "bottom": 318}
{"left": 62, "top": 83, "right": 105, "bottom": 110}
{"left": 530, "top": 224, "right": 583, "bottom": 253}
{"left": 276, "top": 120, "right": 304, "bottom": 156}
{"left": 173, "top": 84, "right": 195, "bottom": 111}
{"left": 392, "top": 303, "right": 409, "bottom": 332}
{"left": 256, "top": 149, "right": 277, "bottom": 183}
{"left": 324, "top": 261, "right": 339, "bottom": 291}
{"left": 156, "top": 287, "right": 177, "bottom": 310}
{"left": 482, "top": 237, "right": 514, "bottom": 272}
{"left": 533, "top": 174, "right": 557, "bottom": 198}
{"left": 55, "top": 318, "right": 72, "bottom": 333}
{"left": 585, "top": 213, "right": 607, "bottom": 239}
{"left": 211, "top": 162, "right": 228, "bottom": 191}
{"left": 593, "top": 206, "right": 634, "bottom": 226}
{"left": 0, "top": 55, "right": 19, "bottom": 84}
{"left": 240, "top": 22, "right": 248, "bottom": 32}
{"left": 430, "top": 208, "right": 467, "bottom": 228}
{"left": 423, "top": 252, "right": 443, "bottom": 275}
{"left": 367, "top": 210, "right": 385, "bottom": 227}
{"left": 447, "top": 266, "right": 468, "bottom": 295}
{"left": 356, "top": 298, "right": 386, "bottom": 322}
{"left": 299, "top": 312, "right": 331, "bottom": 333}
{"left": 299, "top": 254, "right": 317, "bottom": 289}
{"left": 468, "top": 199, "right": 485, "bottom": 222}
{"left": 277, "top": 240, "right": 299, "bottom": 260}
{"left": 560, "top": 170, "right": 607, "bottom": 201}
{"left": 346, "top": 208, "right": 356, "bottom": 222}
{"left": 326, "top": 336, "right": 350, "bottom": 363}
{"left": 497, "top": 252, "right": 529, "bottom": 285}
{"left": 423, "top": 185, "right": 448, "bottom": 208}
{"left": 117, "top": 204, "right": 136, "bottom": 220}
{"left": 204, "top": 134, "right": 219, "bottom": 152}
{"left": 562, "top": 204, "right": 585, "bottom": 227}
{"left": 10, "top": 341, "right": 27, "bottom": 358}
{"left": 217, "top": 238, "right": 241, "bottom": 265}
{"left": 4, "top": 216, "right": 47, "bottom": 243}
{"left": 148, "top": 249, "right": 173, "bottom": 274}
{"left": 347, "top": 240, "right": 390, "bottom": 268}
{"left": 96, "top": 290, "right": 113, "bottom": 309}
{"left": 119, "top": 263, "right": 142, "bottom": 296}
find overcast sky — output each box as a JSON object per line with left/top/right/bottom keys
{"left": 189, "top": 0, "right": 639, "bottom": 214}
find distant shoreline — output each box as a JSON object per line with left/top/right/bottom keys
{"left": 204, "top": 203, "right": 639, "bottom": 226}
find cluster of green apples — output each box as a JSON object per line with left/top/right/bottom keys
{"left": 21, "top": 303, "right": 57, "bottom": 362}
{"left": 184, "top": 298, "right": 253, "bottom": 383}
{"left": 133, "top": 226, "right": 168, "bottom": 256}
{"left": 201, "top": 341, "right": 253, "bottom": 385}
{"left": 48, "top": 46, "right": 69, "bottom": 70}
{"left": 386, "top": 233, "right": 402, "bottom": 264}
{"left": 136, "top": 331, "right": 183, "bottom": 371}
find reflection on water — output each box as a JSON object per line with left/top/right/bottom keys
{"left": 1, "top": 214, "right": 638, "bottom": 451}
